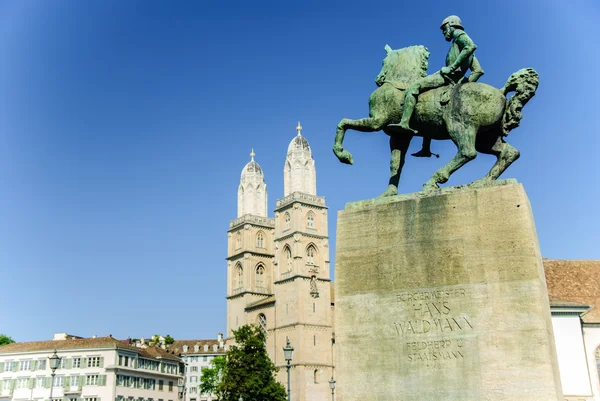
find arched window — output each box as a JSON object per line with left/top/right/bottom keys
{"left": 236, "top": 264, "right": 243, "bottom": 288}
{"left": 256, "top": 232, "right": 264, "bottom": 248}
{"left": 258, "top": 314, "right": 267, "bottom": 337}
{"left": 236, "top": 232, "right": 241, "bottom": 249}
{"left": 285, "top": 213, "right": 291, "bottom": 230}
{"left": 307, "top": 245, "right": 316, "bottom": 265}
{"left": 307, "top": 212, "right": 315, "bottom": 228}
{"left": 313, "top": 369, "right": 319, "bottom": 384}
{"left": 285, "top": 246, "right": 292, "bottom": 271}
{"left": 255, "top": 265, "right": 265, "bottom": 288}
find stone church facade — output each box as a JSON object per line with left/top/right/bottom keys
{"left": 226, "top": 123, "right": 334, "bottom": 401}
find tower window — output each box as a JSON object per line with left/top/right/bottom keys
{"left": 285, "top": 246, "right": 292, "bottom": 272}
{"left": 285, "top": 213, "right": 291, "bottom": 230}
{"left": 257, "top": 232, "right": 264, "bottom": 248}
{"left": 236, "top": 232, "right": 241, "bottom": 249}
{"left": 256, "top": 265, "right": 265, "bottom": 288}
{"left": 314, "top": 369, "right": 319, "bottom": 384}
{"left": 258, "top": 314, "right": 268, "bottom": 338}
{"left": 307, "top": 245, "right": 316, "bottom": 265}
{"left": 307, "top": 212, "right": 314, "bottom": 228}
{"left": 236, "top": 264, "right": 243, "bottom": 289}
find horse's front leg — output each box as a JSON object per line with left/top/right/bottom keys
{"left": 333, "top": 116, "right": 389, "bottom": 165}
{"left": 379, "top": 131, "right": 413, "bottom": 197}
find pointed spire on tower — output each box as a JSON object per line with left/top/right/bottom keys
{"left": 296, "top": 121, "right": 302, "bottom": 136}
{"left": 250, "top": 148, "right": 255, "bottom": 161}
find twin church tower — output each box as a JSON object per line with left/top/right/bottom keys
{"left": 226, "top": 123, "right": 334, "bottom": 401}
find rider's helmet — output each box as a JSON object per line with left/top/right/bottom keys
{"left": 440, "top": 15, "right": 463, "bottom": 30}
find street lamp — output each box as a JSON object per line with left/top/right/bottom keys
{"left": 48, "top": 350, "right": 61, "bottom": 401}
{"left": 283, "top": 339, "right": 294, "bottom": 401}
{"left": 329, "top": 377, "right": 336, "bottom": 401}
{"left": 177, "top": 382, "right": 185, "bottom": 401}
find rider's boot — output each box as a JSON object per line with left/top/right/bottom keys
{"left": 389, "top": 93, "right": 418, "bottom": 134}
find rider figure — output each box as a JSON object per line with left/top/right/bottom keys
{"left": 391, "top": 15, "right": 485, "bottom": 157}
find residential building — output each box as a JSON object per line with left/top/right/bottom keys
{"left": 546, "top": 260, "right": 600, "bottom": 401}
{"left": 165, "top": 337, "right": 225, "bottom": 401}
{"left": 226, "top": 123, "right": 334, "bottom": 401}
{"left": 0, "top": 334, "right": 183, "bottom": 401}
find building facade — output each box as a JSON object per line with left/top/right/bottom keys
{"left": 0, "top": 334, "right": 183, "bottom": 401}
{"left": 165, "top": 338, "right": 225, "bottom": 401}
{"left": 545, "top": 260, "right": 600, "bottom": 401}
{"left": 226, "top": 123, "right": 334, "bottom": 401}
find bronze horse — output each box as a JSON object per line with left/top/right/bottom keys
{"left": 333, "top": 45, "right": 539, "bottom": 195}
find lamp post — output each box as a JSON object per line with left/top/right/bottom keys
{"left": 329, "top": 377, "right": 336, "bottom": 401}
{"left": 177, "top": 382, "right": 185, "bottom": 401}
{"left": 48, "top": 350, "right": 61, "bottom": 401}
{"left": 282, "top": 339, "right": 294, "bottom": 401}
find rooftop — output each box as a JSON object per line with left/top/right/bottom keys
{"left": 544, "top": 259, "right": 600, "bottom": 323}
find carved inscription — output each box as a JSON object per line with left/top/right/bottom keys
{"left": 404, "top": 339, "right": 465, "bottom": 367}
{"left": 394, "top": 288, "right": 473, "bottom": 337}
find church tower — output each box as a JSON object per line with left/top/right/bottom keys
{"left": 225, "top": 125, "right": 334, "bottom": 401}
{"left": 226, "top": 150, "right": 275, "bottom": 339}
{"left": 272, "top": 123, "right": 333, "bottom": 401}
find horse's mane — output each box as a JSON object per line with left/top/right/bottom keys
{"left": 383, "top": 45, "right": 430, "bottom": 88}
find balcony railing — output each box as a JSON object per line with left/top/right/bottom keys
{"left": 255, "top": 286, "right": 268, "bottom": 294}
{"left": 232, "top": 287, "right": 245, "bottom": 295}
{"left": 276, "top": 192, "right": 325, "bottom": 209}
{"left": 229, "top": 214, "right": 275, "bottom": 229}
{"left": 281, "top": 271, "right": 292, "bottom": 280}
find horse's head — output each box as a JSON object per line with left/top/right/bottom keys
{"left": 375, "top": 44, "right": 430, "bottom": 87}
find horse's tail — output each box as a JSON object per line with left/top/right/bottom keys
{"left": 501, "top": 68, "right": 539, "bottom": 136}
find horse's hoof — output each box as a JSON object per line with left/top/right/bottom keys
{"left": 378, "top": 185, "right": 398, "bottom": 198}
{"left": 333, "top": 148, "right": 354, "bottom": 165}
{"left": 421, "top": 181, "right": 439, "bottom": 192}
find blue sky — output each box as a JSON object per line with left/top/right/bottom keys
{"left": 1, "top": 0, "right": 598, "bottom": 342}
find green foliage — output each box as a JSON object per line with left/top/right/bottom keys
{"left": 216, "top": 325, "right": 286, "bottom": 401}
{"left": 0, "top": 335, "right": 15, "bottom": 346}
{"left": 199, "top": 356, "right": 225, "bottom": 396}
{"left": 164, "top": 335, "right": 174, "bottom": 345}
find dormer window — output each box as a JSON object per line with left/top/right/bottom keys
{"left": 194, "top": 345, "right": 199, "bottom": 352}
{"left": 182, "top": 345, "right": 188, "bottom": 352}
{"left": 204, "top": 345, "right": 209, "bottom": 352}
{"left": 213, "top": 345, "right": 218, "bottom": 351}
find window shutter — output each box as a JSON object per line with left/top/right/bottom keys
{"left": 99, "top": 375, "right": 106, "bottom": 386}
{"left": 66, "top": 359, "right": 73, "bottom": 369}
{"left": 64, "top": 377, "right": 70, "bottom": 388}
{"left": 0, "top": 362, "right": 4, "bottom": 373}
{"left": 45, "top": 377, "right": 51, "bottom": 388}
{"left": 78, "top": 376, "right": 84, "bottom": 389}
{"left": 10, "top": 379, "right": 16, "bottom": 390}
{"left": 99, "top": 357, "right": 104, "bottom": 368}
{"left": 82, "top": 358, "right": 88, "bottom": 368}
{"left": 28, "top": 378, "right": 34, "bottom": 389}
{"left": 32, "top": 360, "right": 38, "bottom": 371}
{"left": 12, "top": 363, "right": 17, "bottom": 372}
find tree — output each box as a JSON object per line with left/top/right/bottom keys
{"left": 199, "top": 355, "right": 225, "bottom": 396}
{"left": 0, "top": 335, "right": 15, "bottom": 346}
{"left": 164, "top": 335, "right": 174, "bottom": 345}
{"left": 216, "top": 325, "right": 286, "bottom": 401}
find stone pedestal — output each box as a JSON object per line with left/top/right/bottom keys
{"left": 334, "top": 181, "right": 563, "bottom": 401}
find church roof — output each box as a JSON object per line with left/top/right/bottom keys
{"left": 241, "top": 160, "right": 263, "bottom": 178}
{"left": 287, "top": 121, "right": 312, "bottom": 154}
{"left": 544, "top": 259, "right": 600, "bottom": 323}
{"left": 287, "top": 134, "right": 311, "bottom": 154}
